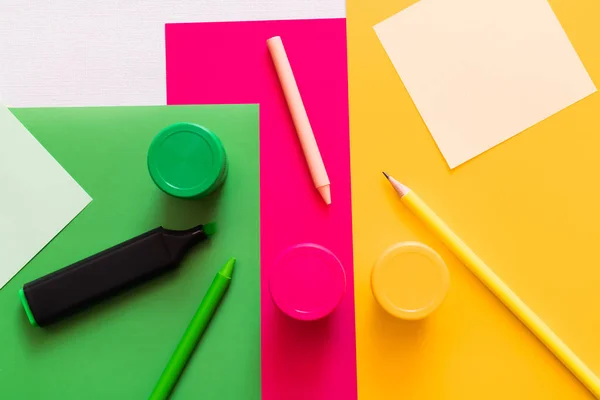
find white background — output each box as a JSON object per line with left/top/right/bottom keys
{"left": 0, "top": 0, "right": 345, "bottom": 107}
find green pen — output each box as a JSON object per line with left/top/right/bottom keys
{"left": 149, "top": 258, "right": 235, "bottom": 400}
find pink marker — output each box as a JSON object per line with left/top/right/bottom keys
{"left": 269, "top": 243, "right": 346, "bottom": 321}
{"left": 267, "top": 36, "right": 332, "bottom": 205}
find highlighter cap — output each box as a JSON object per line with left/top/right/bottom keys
{"left": 148, "top": 122, "right": 227, "bottom": 199}
{"left": 371, "top": 242, "right": 449, "bottom": 320}
{"left": 19, "top": 288, "right": 38, "bottom": 326}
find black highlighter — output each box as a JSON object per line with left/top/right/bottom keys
{"left": 19, "top": 223, "right": 216, "bottom": 327}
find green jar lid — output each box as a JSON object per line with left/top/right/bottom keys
{"left": 148, "top": 122, "right": 227, "bottom": 199}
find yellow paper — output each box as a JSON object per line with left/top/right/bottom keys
{"left": 374, "top": 0, "right": 596, "bottom": 168}
{"left": 348, "top": 0, "right": 600, "bottom": 398}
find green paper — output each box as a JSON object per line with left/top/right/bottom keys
{"left": 0, "top": 105, "right": 260, "bottom": 399}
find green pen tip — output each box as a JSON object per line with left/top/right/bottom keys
{"left": 219, "top": 258, "right": 236, "bottom": 279}
{"left": 203, "top": 222, "right": 217, "bottom": 236}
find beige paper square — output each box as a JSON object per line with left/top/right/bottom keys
{"left": 375, "top": 0, "right": 596, "bottom": 168}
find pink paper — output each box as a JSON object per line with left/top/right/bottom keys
{"left": 166, "top": 19, "right": 357, "bottom": 400}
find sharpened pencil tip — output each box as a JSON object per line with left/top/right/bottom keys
{"left": 383, "top": 173, "right": 411, "bottom": 197}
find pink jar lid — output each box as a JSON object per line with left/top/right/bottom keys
{"left": 269, "top": 243, "right": 346, "bottom": 321}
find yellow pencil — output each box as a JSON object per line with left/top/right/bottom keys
{"left": 383, "top": 172, "right": 600, "bottom": 398}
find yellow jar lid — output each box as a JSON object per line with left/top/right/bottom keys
{"left": 371, "top": 242, "right": 449, "bottom": 320}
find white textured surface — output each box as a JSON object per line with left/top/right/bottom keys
{"left": 0, "top": 0, "right": 345, "bottom": 107}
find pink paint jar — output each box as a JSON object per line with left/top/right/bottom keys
{"left": 269, "top": 243, "right": 346, "bottom": 321}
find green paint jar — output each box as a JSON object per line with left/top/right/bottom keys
{"left": 148, "top": 122, "right": 228, "bottom": 199}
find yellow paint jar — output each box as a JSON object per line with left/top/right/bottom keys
{"left": 371, "top": 242, "right": 449, "bottom": 320}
